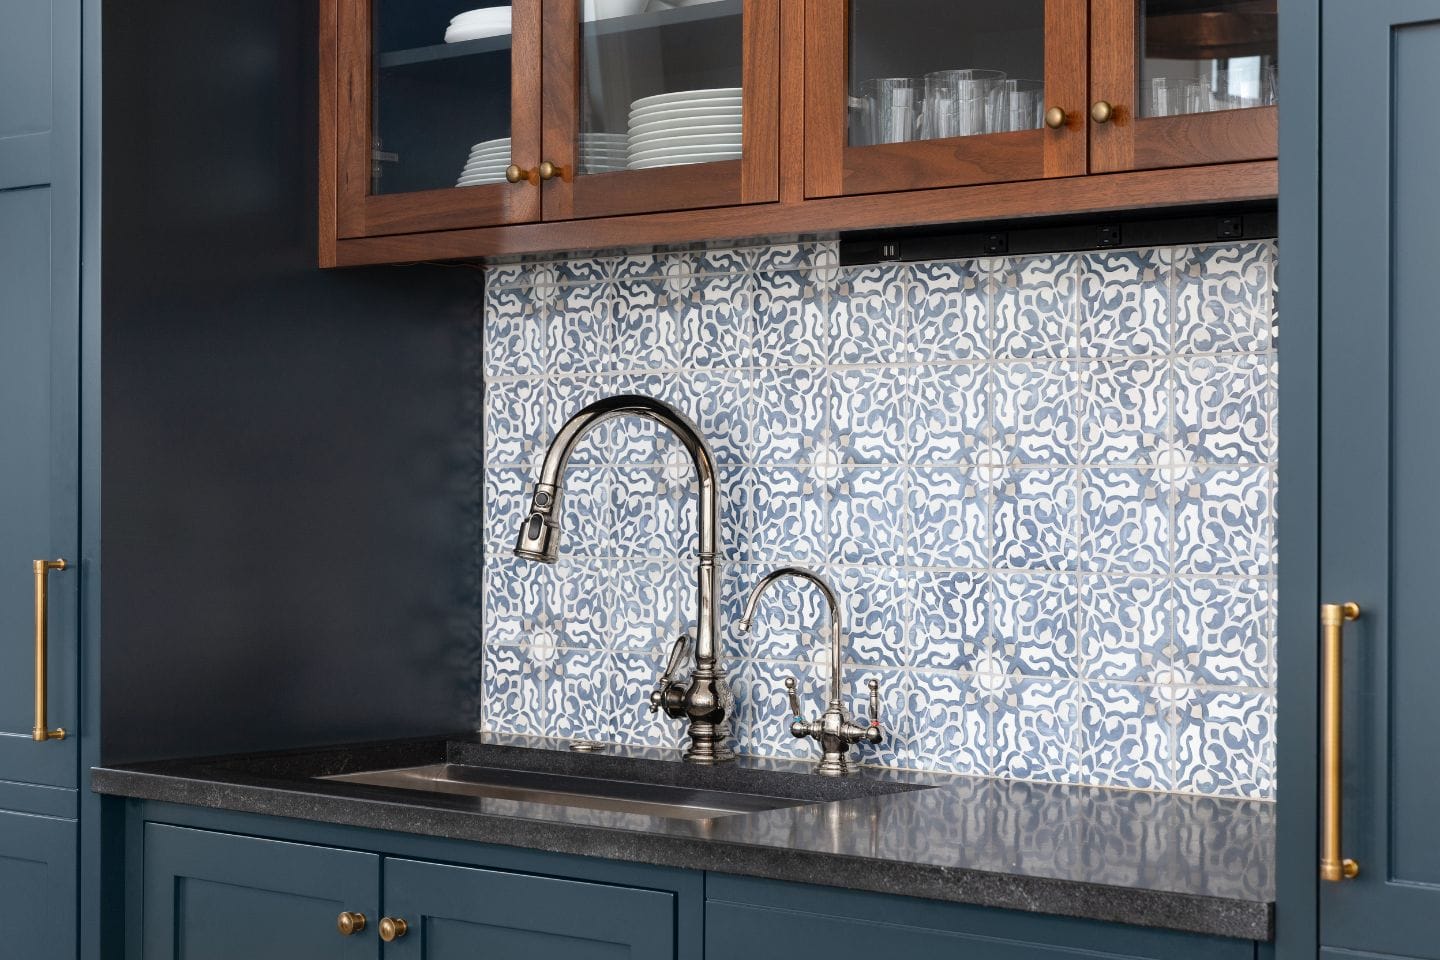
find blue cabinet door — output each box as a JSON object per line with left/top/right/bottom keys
{"left": 0, "top": 808, "right": 76, "bottom": 960}
{"left": 380, "top": 857, "right": 675, "bottom": 960}
{"left": 142, "top": 824, "right": 380, "bottom": 960}
{"left": 1318, "top": 4, "right": 1440, "bottom": 959}
{"left": 0, "top": 0, "right": 81, "bottom": 790}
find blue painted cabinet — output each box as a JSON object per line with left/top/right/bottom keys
{"left": 142, "top": 825, "right": 381, "bottom": 959}
{"left": 382, "top": 857, "right": 675, "bottom": 959}
{"left": 0, "top": 809, "right": 77, "bottom": 960}
{"left": 706, "top": 875, "right": 1254, "bottom": 960}
{"left": 1313, "top": 4, "right": 1440, "bottom": 960}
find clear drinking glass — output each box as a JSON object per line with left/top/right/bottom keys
{"left": 998, "top": 78, "right": 1044, "bottom": 131}
{"left": 1138, "top": 0, "right": 1276, "bottom": 118}
{"left": 846, "top": 0, "right": 1043, "bottom": 146}
{"left": 864, "top": 77, "right": 921, "bottom": 144}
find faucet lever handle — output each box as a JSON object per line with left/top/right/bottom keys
{"left": 649, "top": 634, "right": 691, "bottom": 715}
{"left": 784, "top": 676, "right": 805, "bottom": 720}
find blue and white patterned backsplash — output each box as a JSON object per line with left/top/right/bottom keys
{"left": 481, "top": 238, "right": 1277, "bottom": 800}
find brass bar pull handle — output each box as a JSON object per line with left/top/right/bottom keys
{"left": 33, "top": 559, "right": 68, "bottom": 742}
{"left": 1320, "top": 601, "right": 1361, "bottom": 881}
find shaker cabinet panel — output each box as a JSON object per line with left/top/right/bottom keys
{"left": 380, "top": 856, "right": 675, "bottom": 960}
{"left": 0, "top": 809, "right": 76, "bottom": 960}
{"left": 141, "top": 824, "right": 381, "bottom": 960}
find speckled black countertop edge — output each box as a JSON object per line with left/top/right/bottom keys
{"left": 91, "top": 737, "right": 1274, "bottom": 942}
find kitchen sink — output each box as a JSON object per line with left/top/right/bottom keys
{"left": 322, "top": 762, "right": 821, "bottom": 821}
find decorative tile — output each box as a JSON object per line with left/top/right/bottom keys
{"left": 747, "top": 467, "right": 828, "bottom": 564}
{"left": 667, "top": 368, "right": 750, "bottom": 466}
{"left": 992, "top": 468, "right": 1078, "bottom": 571}
{"left": 482, "top": 643, "right": 547, "bottom": 736}
{"left": 992, "top": 361, "right": 1080, "bottom": 465}
{"left": 842, "top": 665, "right": 919, "bottom": 770}
{"left": 1172, "top": 242, "right": 1275, "bottom": 354}
{"left": 910, "top": 260, "right": 989, "bottom": 361}
{"left": 674, "top": 272, "right": 754, "bottom": 369}
{"left": 991, "top": 253, "right": 1077, "bottom": 358}
{"left": 553, "top": 557, "right": 614, "bottom": 649}
{"left": 610, "top": 559, "right": 688, "bottom": 652}
{"left": 484, "top": 378, "right": 552, "bottom": 468}
{"left": 1173, "top": 466, "right": 1274, "bottom": 576}
{"left": 751, "top": 366, "right": 829, "bottom": 463}
{"left": 609, "top": 649, "right": 686, "bottom": 749}
{"left": 556, "top": 465, "right": 617, "bottom": 557}
{"left": 547, "top": 647, "right": 614, "bottom": 742}
{"left": 483, "top": 285, "right": 546, "bottom": 378}
{"left": 483, "top": 555, "right": 560, "bottom": 648}
{"left": 827, "top": 467, "right": 906, "bottom": 565}
{"left": 610, "top": 465, "right": 694, "bottom": 559}
{"left": 829, "top": 366, "right": 911, "bottom": 465}
{"left": 548, "top": 283, "right": 612, "bottom": 374}
{"left": 909, "top": 363, "right": 991, "bottom": 465}
{"left": 1173, "top": 355, "right": 1276, "bottom": 463}
{"left": 990, "top": 677, "right": 1082, "bottom": 783}
{"left": 830, "top": 264, "right": 912, "bottom": 365}
{"left": 908, "top": 466, "right": 988, "bottom": 568}
{"left": 753, "top": 271, "right": 827, "bottom": 366}
{"left": 832, "top": 566, "right": 913, "bottom": 667}
{"left": 735, "top": 565, "right": 829, "bottom": 661}
{"left": 911, "top": 570, "right": 989, "bottom": 670}
{"left": 729, "top": 658, "right": 824, "bottom": 760}
{"left": 1077, "top": 248, "right": 1171, "bottom": 357}
{"left": 549, "top": 375, "right": 613, "bottom": 465}
{"left": 1080, "top": 576, "right": 1174, "bottom": 682}
{"left": 1080, "top": 467, "right": 1171, "bottom": 574}
{"left": 1077, "top": 682, "right": 1175, "bottom": 792}
{"left": 908, "top": 669, "right": 989, "bottom": 777}
{"left": 611, "top": 277, "right": 684, "bottom": 370}
{"left": 483, "top": 467, "right": 532, "bottom": 553}
{"left": 1172, "top": 577, "right": 1272, "bottom": 688}
{"left": 990, "top": 573, "right": 1080, "bottom": 677}
{"left": 1080, "top": 359, "right": 1172, "bottom": 464}
{"left": 1174, "top": 689, "right": 1274, "bottom": 799}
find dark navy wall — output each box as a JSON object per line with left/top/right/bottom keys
{"left": 99, "top": 0, "right": 483, "bottom": 763}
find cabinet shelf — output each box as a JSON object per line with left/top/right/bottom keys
{"left": 378, "top": 0, "right": 742, "bottom": 69}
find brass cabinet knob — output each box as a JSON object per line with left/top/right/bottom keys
{"left": 504, "top": 164, "right": 527, "bottom": 184}
{"left": 1044, "top": 106, "right": 1067, "bottom": 129}
{"left": 537, "top": 160, "right": 560, "bottom": 181}
{"left": 336, "top": 911, "right": 366, "bottom": 936}
{"left": 378, "top": 917, "right": 409, "bottom": 942}
{"left": 1090, "top": 100, "right": 1115, "bottom": 124}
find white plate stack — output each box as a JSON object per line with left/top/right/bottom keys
{"left": 577, "top": 132, "right": 629, "bottom": 175}
{"left": 445, "top": 6, "right": 513, "bottom": 43}
{"left": 456, "top": 137, "right": 512, "bottom": 187}
{"left": 627, "top": 87, "right": 742, "bottom": 170}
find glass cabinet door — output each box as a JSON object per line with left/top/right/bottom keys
{"left": 804, "top": 0, "right": 1087, "bottom": 198}
{"left": 540, "top": 0, "right": 780, "bottom": 221}
{"left": 334, "top": 0, "right": 542, "bottom": 238}
{"left": 1091, "top": 0, "right": 1277, "bottom": 172}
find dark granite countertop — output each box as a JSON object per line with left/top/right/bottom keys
{"left": 91, "top": 732, "right": 1274, "bottom": 940}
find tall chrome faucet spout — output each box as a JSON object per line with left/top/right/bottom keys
{"left": 513, "top": 394, "right": 733, "bottom": 764}
{"left": 737, "top": 566, "right": 844, "bottom": 707}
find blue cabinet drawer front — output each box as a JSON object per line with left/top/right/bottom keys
{"left": 383, "top": 857, "right": 675, "bottom": 960}
{"left": 143, "top": 824, "right": 380, "bottom": 960}
{"left": 706, "top": 876, "right": 1254, "bottom": 960}
{"left": 0, "top": 808, "right": 76, "bottom": 960}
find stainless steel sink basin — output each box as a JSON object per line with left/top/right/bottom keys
{"left": 322, "top": 763, "right": 818, "bottom": 821}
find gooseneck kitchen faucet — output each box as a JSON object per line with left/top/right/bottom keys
{"left": 514, "top": 394, "right": 735, "bottom": 763}
{"left": 737, "top": 566, "right": 883, "bottom": 776}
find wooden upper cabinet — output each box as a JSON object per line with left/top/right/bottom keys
{"left": 1089, "top": 0, "right": 1277, "bottom": 173}
{"left": 804, "top": 0, "right": 1089, "bottom": 199}
{"left": 540, "top": 0, "right": 780, "bottom": 221}
{"left": 330, "top": 0, "right": 543, "bottom": 239}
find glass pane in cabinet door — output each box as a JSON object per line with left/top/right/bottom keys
{"left": 371, "top": 0, "right": 514, "bottom": 194}
{"left": 1139, "top": 0, "right": 1277, "bottom": 118}
{"left": 580, "top": 0, "right": 744, "bottom": 175}
{"left": 847, "top": 0, "right": 1046, "bottom": 147}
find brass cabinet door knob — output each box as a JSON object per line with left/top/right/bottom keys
{"left": 336, "top": 911, "right": 366, "bottom": 936}
{"left": 378, "top": 917, "right": 409, "bottom": 942}
{"left": 537, "top": 160, "right": 560, "bottom": 181}
{"left": 1090, "top": 100, "right": 1115, "bottom": 124}
{"left": 504, "top": 164, "right": 528, "bottom": 184}
{"left": 1044, "top": 106, "right": 1067, "bottom": 129}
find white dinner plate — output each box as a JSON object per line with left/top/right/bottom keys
{"left": 629, "top": 129, "right": 745, "bottom": 146}
{"left": 465, "top": 151, "right": 516, "bottom": 162}
{"left": 457, "top": 175, "right": 506, "bottom": 186}
{"left": 460, "top": 163, "right": 510, "bottom": 175}
{"left": 627, "top": 144, "right": 742, "bottom": 162}
{"left": 627, "top": 152, "right": 741, "bottom": 169}
{"left": 469, "top": 137, "right": 511, "bottom": 149}
{"left": 445, "top": 19, "right": 511, "bottom": 42}
{"left": 628, "top": 137, "right": 743, "bottom": 158}
{"left": 627, "top": 116, "right": 742, "bottom": 137}
{"left": 630, "top": 87, "right": 741, "bottom": 111}
{"left": 450, "top": 6, "right": 512, "bottom": 25}
{"left": 630, "top": 101, "right": 742, "bottom": 123}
